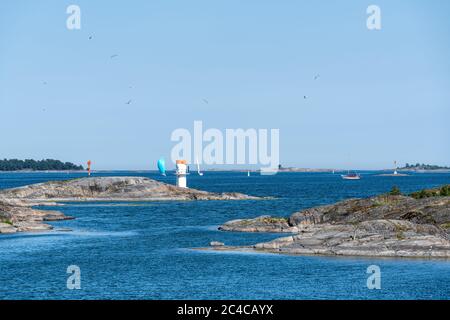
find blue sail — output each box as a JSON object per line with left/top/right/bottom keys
{"left": 157, "top": 158, "right": 166, "bottom": 176}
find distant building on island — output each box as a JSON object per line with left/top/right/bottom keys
{"left": 400, "top": 163, "right": 450, "bottom": 171}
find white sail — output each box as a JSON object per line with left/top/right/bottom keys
{"left": 196, "top": 157, "right": 204, "bottom": 176}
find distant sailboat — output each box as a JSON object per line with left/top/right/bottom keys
{"left": 342, "top": 154, "right": 360, "bottom": 179}
{"left": 247, "top": 170, "right": 250, "bottom": 177}
{"left": 196, "top": 157, "right": 203, "bottom": 176}
{"left": 157, "top": 158, "right": 166, "bottom": 176}
{"left": 341, "top": 170, "right": 361, "bottom": 180}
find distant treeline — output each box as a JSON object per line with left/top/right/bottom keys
{"left": 0, "top": 159, "right": 84, "bottom": 171}
{"left": 402, "top": 163, "right": 450, "bottom": 170}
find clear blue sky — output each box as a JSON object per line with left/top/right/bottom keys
{"left": 1, "top": 0, "right": 449, "bottom": 170}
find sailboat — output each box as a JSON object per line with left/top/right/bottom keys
{"left": 341, "top": 154, "right": 360, "bottom": 179}
{"left": 157, "top": 158, "right": 166, "bottom": 176}
{"left": 247, "top": 170, "right": 250, "bottom": 177}
{"left": 341, "top": 170, "right": 361, "bottom": 180}
{"left": 196, "top": 157, "right": 204, "bottom": 176}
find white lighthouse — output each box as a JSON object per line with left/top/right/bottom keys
{"left": 175, "top": 159, "right": 189, "bottom": 188}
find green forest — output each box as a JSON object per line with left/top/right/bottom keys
{"left": 0, "top": 159, "right": 84, "bottom": 171}
{"left": 402, "top": 163, "right": 450, "bottom": 170}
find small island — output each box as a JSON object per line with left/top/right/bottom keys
{"left": 0, "top": 159, "right": 84, "bottom": 171}
{"left": 399, "top": 163, "right": 450, "bottom": 172}
{"left": 212, "top": 185, "right": 450, "bottom": 258}
{"left": 0, "top": 176, "right": 258, "bottom": 234}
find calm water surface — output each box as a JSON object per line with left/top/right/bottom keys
{"left": 0, "top": 171, "right": 449, "bottom": 299}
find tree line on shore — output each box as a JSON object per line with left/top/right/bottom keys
{"left": 0, "top": 159, "right": 84, "bottom": 171}
{"left": 402, "top": 163, "right": 450, "bottom": 170}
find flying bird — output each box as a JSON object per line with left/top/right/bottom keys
{"left": 110, "top": 54, "right": 119, "bottom": 59}
{"left": 314, "top": 74, "right": 320, "bottom": 80}
{"left": 42, "top": 81, "right": 47, "bottom": 85}
{"left": 88, "top": 35, "right": 93, "bottom": 40}
{"left": 125, "top": 99, "right": 132, "bottom": 105}
{"left": 303, "top": 95, "right": 308, "bottom": 99}
{"left": 202, "top": 99, "right": 209, "bottom": 104}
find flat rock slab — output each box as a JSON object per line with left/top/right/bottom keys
{"left": 0, "top": 222, "right": 16, "bottom": 234}
{"left": 219, "top": 215, "right": 298, "bottom": 233}
{"left": 0, "top": 176, "right": 258, "bottom": 202}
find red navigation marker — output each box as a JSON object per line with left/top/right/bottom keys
{"left": 87, "top": 160, "right": 92, "bottom": 176}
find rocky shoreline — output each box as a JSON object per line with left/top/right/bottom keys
{"left": 0, "top": 201, "right": 73, "bottom": 234}
{"left": 215, "top": 187, "right": 450, "bottom": 258}
{"left": 0, "top": 176, "right": 258, "bottom": 234}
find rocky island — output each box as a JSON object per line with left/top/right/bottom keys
{"left": 215, "top": 186, "right": 450, "bottom": 258}
{"left": 0, "top": 176, "right": 258, "bottom": 234}
{"left": 399, "top": 163, "right": 450, "bottom": 172}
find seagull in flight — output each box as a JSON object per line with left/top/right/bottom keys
{"left": 110, "top": 54, "right": 119, "bottom": 59}
{"left": 202, "top": 99, "right": 209, "bottom": 104}
{"left": 314, "top": 74, "right": 320, "bottom": 80}
{"left": 88, "top": 35, "right": 93, "bottom": 40}
{"left": 303, "top": 95, "right": 308, "bottom": 99}
{"left": 125, "top": 99, "right": 132, "bottom": 105}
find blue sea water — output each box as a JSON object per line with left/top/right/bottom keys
{"left": 0, "top": 171, "right": 449, "bottom": 300}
